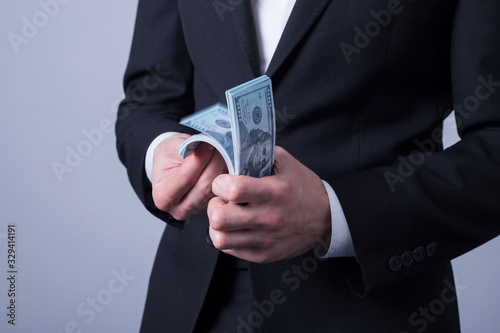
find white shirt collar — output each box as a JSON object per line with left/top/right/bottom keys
{"left": 250, "top": 0, "right": 297, "bottom": 74}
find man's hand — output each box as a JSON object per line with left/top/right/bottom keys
{"left": 208, "top": 146, "right": 332, "bottom": 263}
{"left": 152, "top": 134, "right": 227, "bottom": 220}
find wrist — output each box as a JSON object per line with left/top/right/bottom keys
{"left": 145, "top": 132, "right": 182, "bottom": 182}
{"left": 319, "top": 180, "right": 355, "bottom": 258}
{"left": 309, "top": 177, "right": 333, "bottom": 255}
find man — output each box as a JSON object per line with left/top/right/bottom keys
{"left": 116, "top": 0, "right": 500, "bottom": 332}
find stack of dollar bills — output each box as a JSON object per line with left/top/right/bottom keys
{"left": 179, "top": 75, "right": 276, "bottom": 178}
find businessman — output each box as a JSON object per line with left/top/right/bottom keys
{"left": 116, "top": 0, "right": 500, "bottom": 332}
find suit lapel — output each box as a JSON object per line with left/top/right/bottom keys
{"left": 231, "top": 1, "right": 262, "bottom": 78}
{"left": 266, "top": 0, "right": 332, "bottom": 77}
{"left": 226, "top": 0, "right": 332, "bottom": 80}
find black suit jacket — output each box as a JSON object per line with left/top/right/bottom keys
{"left": 116, "top": 0, "right": 500, "bottom": 331}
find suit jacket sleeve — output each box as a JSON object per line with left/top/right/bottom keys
{"left": 330, "top": 0, "right": 500, "bottom": 294}
{"left": 115, "top": 0, "right": 196, "bottom": 226}
{"left": 116, "top": 0, "right": 500, "bottom": 297}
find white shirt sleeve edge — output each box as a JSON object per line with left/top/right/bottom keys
{"left": 145, "top": 132, "right": 181, "bottom": 182}
{"left": 319, "top": 180, "right": 356, "bottom": 258}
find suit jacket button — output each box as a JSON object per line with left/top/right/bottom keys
{"left": 401, "top": 251, "right": 414, "bottom": 267}
{"left": 426, "top": 242, "right": 438, "bottom": 256}
{"left": 413, "top": 247, "right": 426, "bottom": 262}
{"left": 388, "top": 256, "right": 402, "bottom": 272}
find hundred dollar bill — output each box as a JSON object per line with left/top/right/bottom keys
{"left": 179, "top": 75, "right": 275, "bottom": 178}
{"left": 226, "top": 76, "right": 275, "bottom": 177}
{"left": 179, "top": 104, "right": 236, "bottom": 174}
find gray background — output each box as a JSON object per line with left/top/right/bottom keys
{"left": 0, "top": 1, "right": 498, "bottom": 332}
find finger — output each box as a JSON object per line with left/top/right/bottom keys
{"left": 210, "top": 146, "right": 293, "bottom": 203}
{"left": 153, "top": 143, "right": 218, "bottom": 219}
{"left": 211, "top": 174, "right": 273, "bottom": 203}
{"left": 208, "top": 196, "right": 270, "bottom": 232}
{"left": 175, "top": 143, "right": 217, "bottom": 185}
{"left": 152, "top": 134, "right": 194, "bottom": 177}
{"left": 208, "top": 227, "right": 269, "bottom": 250}
{"left": 175, "top": 148, "right": 228, "bottom": 214}
{"left": 159, "top": 143, "right": 216, "bottom": 200}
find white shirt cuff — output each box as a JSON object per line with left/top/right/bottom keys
{"left": 145, "top": 132, "right": 181, "bottom": 182}
{"left": 320, "top": 180, "right": 355, "bottom": 258}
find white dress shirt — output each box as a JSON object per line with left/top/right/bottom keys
{"left": 145, "top": 0, "right": 355, "bottom": 258}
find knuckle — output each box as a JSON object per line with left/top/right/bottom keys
{"left": 273, "top": 180, "right": 297, "bottom": 207}
{"left": 274, "top": 146, "right": 286, "bottom": 155}
{"left": 277, "top": 179, "right": 293, "bottom": 197}
{"left": 211, "top": 232, "right": 226, "bottom": 249}
{"left": 266, "top": 211, "right": 285, "bottom": 231}
{"left": 226, "top": 180, "right": 244, "bottom": 201}
{"left": 209, "top": 210, "right": 225, "bottom": 230}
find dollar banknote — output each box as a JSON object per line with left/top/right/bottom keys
{"left": 179, "top": 75, "right": 275, "bottom": 178}
{"left": 179, "top": 104, "right": 236, "bottom": 174}
{"left": 226, "top": 76, "right": 275, "bottom": 177}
